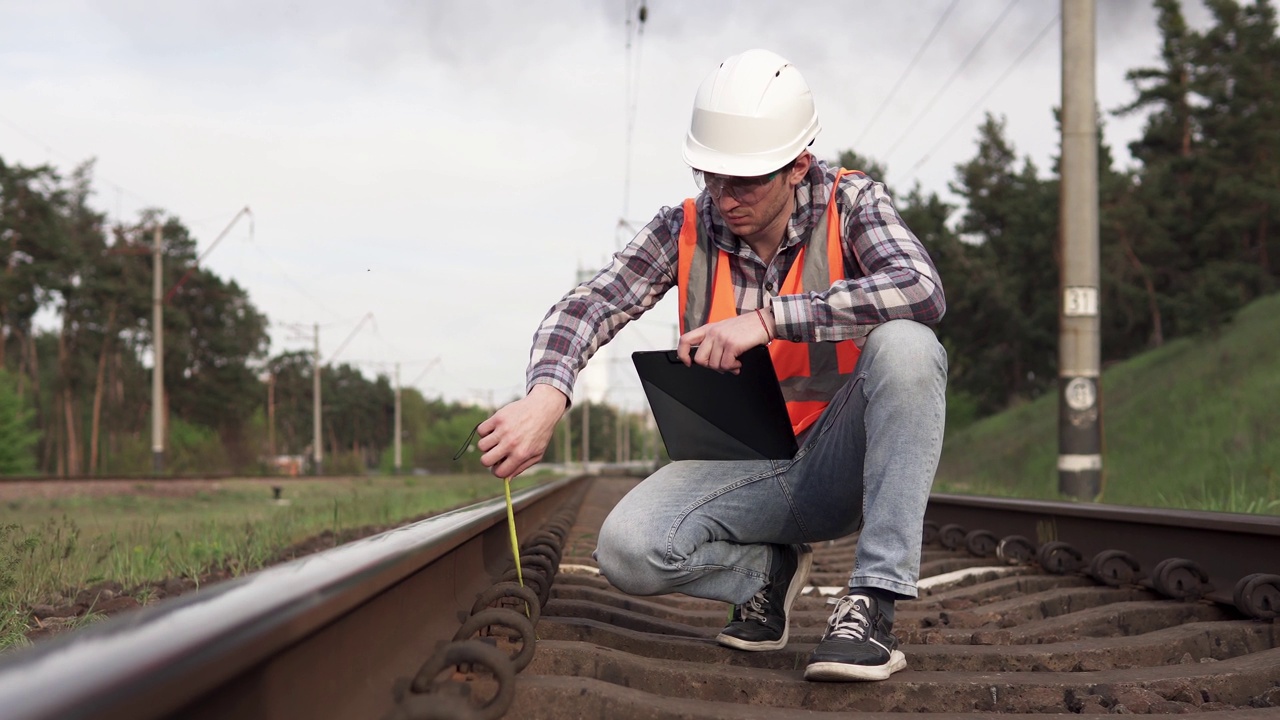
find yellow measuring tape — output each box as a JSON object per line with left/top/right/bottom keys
{"left": 504, "top": 476, "right": 536, "bottom": 622}
{"left": 503, "top": 476, "right": 523, "bottom": 589}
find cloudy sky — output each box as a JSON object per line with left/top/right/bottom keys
{"left": 0, "top": 0, "right": 1211, "bottom": 410}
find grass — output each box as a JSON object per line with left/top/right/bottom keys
{"left": 936, "top": 293, "right": 1280, "bottom": 514}
{"left": 0, "top": 472, "right": 554, "bottom": 651}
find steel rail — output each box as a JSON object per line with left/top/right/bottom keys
{"left": 0, "top": 473, "right": 374, "bottom": 483}
{"left": 0, "top": 476, "right": 587, "bottom": 720}
{"left": 924, "top": 493, "right": 1280, "bottom": 606}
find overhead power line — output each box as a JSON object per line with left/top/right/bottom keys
{"left": 326, "top": 312, "right": 375, "bottom": 366}
{"left": 900, "top": 12, "right": 1061, "bottom": 184}
{"left": 880, "top": 0, "right": 1022, "bottom": 163}
{"left": 853, "top": 0, "right": 960, "bottom": 149}
{"left": 0, "top": 113, "right": 157, "bottom": 217}
{"left": 617, "top": 0, "right": 649, "bottom": 249}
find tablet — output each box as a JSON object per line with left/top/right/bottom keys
{"left": 632, "top": 345, "right": 798, "bottom": 461}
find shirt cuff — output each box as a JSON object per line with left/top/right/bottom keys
{"left": 526, "top": 365, "right": 575, "bottom": 406}
{"left": 770, "top": 293, "right": 815, "bottom": 343}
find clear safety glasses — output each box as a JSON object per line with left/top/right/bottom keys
{"left": 692, "top": 167, "right": 785, "bottom": 203}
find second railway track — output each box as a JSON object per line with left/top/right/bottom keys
{"left": 1, "top": 473, "right": 1277, "bottom": 718}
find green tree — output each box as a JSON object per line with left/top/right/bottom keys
{"left": 1193, "top": 0, "right": 1280, "bottom": 305}
{"left": 0, "top": 369, "right": 39, "bottom": 473}
{"left": 948, "top": 114, "right": 1059, "bottom": 410}
{"left": 266, "top": 350, "right": 315, "bottom": 458}
{"left": 165, "top": 267, "right": 270, "bottom": 467}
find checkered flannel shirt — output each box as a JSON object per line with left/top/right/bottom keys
{"left": 525, "top": 159, "right": 946, "bottom": 400}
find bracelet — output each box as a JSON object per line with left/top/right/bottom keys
{"left": 754, "top": 307, "right": 772, "bottom": 345}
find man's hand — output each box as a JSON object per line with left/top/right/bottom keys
{"left": 477, "top": 384, "right": 568, "bottom": 479}
{"left": 676, "top": 309, "right": 773, "bottom": 373}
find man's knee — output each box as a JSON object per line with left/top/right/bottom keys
{"left": 863, "top": 320, "right": 947, "bottom": 384}
{"left": 596, "top": 508, "right": 677, "bottom": 596}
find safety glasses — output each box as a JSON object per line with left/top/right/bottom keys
{"left": 692, "top": 167, "right": 785, "bottom": 203}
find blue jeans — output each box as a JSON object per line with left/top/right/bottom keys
{"left": 595, "top": 319, "right": 947, "bottom": 604}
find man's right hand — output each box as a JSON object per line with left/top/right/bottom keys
{"left": 476, "top": 383, "right": 568, "bottom": 479}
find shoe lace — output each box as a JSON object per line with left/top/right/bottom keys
{"left": 824, "top": 595, "right": 872, "bottom": 642}
{"left": 737, "top": 588, "right": 770, "bottom": 624}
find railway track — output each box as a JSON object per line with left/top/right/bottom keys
{"left": 0, "top": 474, "right": 1277, "bottom": 718}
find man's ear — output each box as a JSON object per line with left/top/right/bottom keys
{"left": 788, "top": 152, "right": 811, "bottom": 185}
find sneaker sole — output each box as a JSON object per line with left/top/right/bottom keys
{"left": 716, "top": 544, "right": 814, "bottom": 652}
{"left": 804, "top": 649, "right": 908, "bottom": 682}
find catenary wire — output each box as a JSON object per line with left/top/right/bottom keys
{"left": 618, "top": 0, "right": 649, "bottom": 249}
{"left": 898, "top": 12, "right": 1061, "bottom": 184}
{"left": 853, "top": 0, "right": 960, "bottom": 149}
{"left": 880, "top": 0, "right": 1023, "bottom": 163}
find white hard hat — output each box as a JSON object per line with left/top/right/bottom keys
{"left": 682, "top": 49, "right": 821, "bottom": 177}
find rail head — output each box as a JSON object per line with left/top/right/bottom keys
{"left": 0, "top": 476, "right": 584, "bottom": 720}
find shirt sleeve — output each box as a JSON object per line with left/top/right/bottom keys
{"left": 770, "top": 176, "right": 946, "bottom": 343}
{"left": 525, "top": 205, "right": 683, "bottom": 399}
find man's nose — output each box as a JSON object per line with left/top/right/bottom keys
{"left": 713, "top": 189, "right": 741, "bottom": 212}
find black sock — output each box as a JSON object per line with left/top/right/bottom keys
{"left": 851, "top": 586, "right": 896, "bottom": 624}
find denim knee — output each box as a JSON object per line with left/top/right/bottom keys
{"left": 595, "top": 508, "right": 676, "bottom": 596}
{"left": 863, "top": 320, "right": 947, "bottom": 386}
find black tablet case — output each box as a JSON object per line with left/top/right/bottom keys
{"left": 632, "top": 345, "right": 798, "bottom": 461}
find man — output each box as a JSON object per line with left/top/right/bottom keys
{"left": 477, "top": 49, "right": 946, "bottom": 682}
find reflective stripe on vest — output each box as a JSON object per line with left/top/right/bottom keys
{"left": 676, "top": 169, "right": 862, "bottom": 436}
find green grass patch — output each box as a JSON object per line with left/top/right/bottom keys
{"left": 937, "top": 293, "right": 1280, "bottom": 514}
{"left": 0, "top": 472, "right": 555, "bottom": 651}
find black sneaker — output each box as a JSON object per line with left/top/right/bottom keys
{"left": 715, "top": 543, "right": 812, "bottom": 651}
{"left": 804, "top": 593, "right": 907, "bottom": 681}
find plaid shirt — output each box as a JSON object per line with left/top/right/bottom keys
{"left": 526, "top": 159, "right": 946, "bottom": 398}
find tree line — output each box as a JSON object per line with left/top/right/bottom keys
{"left": 0, "top": 159, "right": 483, "bottom": 476}
{"left": 1, "top": 0, "right": 1275, "bottom": 474}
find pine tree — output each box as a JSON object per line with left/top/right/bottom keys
{"left": 949, "top": 114, "right": 1059, "bottom": 410}
{"left": 1193, "top": 0, "right": 1280, "bottom": 313}
{"left": 0, "top": 369, "right": 39, "bottom": 474}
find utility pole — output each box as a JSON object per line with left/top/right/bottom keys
{"left": 581, "top": 401, "right": 590, "bottom": 472}
{"left": 563, "top": 415, "right": 571, "bottom": 469}
{"left": 1059, "top": 0, "right": 1103, "bottom": 500}
{"left": 313, "top": 323, "right": 323, "bottom": 475}
{"left": 616, "top": 407, "right": 624, "bottom": 463}
{"left": 267, "top": 372, "right": 276, "bottom": 459}
{"left": 394, "top": 362, "right": 402, "bottom": 474}
{"left": 151, "top": 223, "right": 165, "bottom": 474}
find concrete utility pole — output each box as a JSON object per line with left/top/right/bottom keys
{"left": 1058, "top": 0, "right": 1103, "bottom": 500}
{"left": 562, "top": 415, "right": 571, "bottom": 469}
{"left": 313, "top": 323, "right": 323, "bottom": 475}
{"left": 394, "top": 363, "right": 402, "bottom": 474}
{"left": 151, "top": 223, "right": 165, "bottom": 474}
{"left": 581, "top": 401, "right": 590, "bottom": 472}
{"left": 616, "top": 410, "right": 625, "bottom": 463}
{"left": 267, "top": 372, "right": 276, "bottom": 459}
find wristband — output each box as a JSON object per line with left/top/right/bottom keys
{"left": 755, "top": 307, "right": 772, "bottom": 345}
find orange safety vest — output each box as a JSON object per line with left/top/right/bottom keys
{"left": 677, "top": 169, "right": 862, "bottom": 436}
